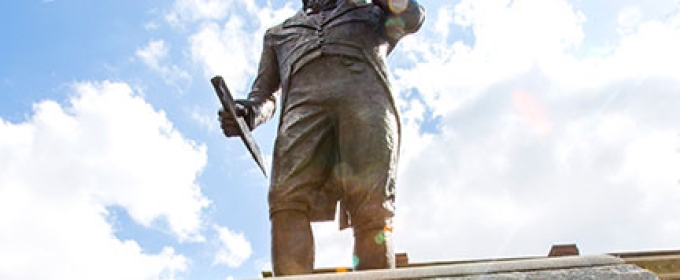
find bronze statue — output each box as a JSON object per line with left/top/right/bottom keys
{"left": 218, "top": 0, "right": 424, "bottom": 275}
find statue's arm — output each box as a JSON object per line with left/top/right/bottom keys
{"left": 243, "top": 30, "right": 281, "bottom": 130}
{"left": 375, "top": 0, "right": 426, "bottom": 36}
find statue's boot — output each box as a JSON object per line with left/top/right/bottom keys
{"left": 353, "top": 220, "right": 395, "bottom": 270}
{"left": 271, "top": 210, "right": 314, "bottom": 276}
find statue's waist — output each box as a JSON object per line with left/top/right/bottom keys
{"left": 290, "top": 44, "right": 368, "bottom": 77}
{"left": 285, "top": 55, "right": 390, "bottom": 108}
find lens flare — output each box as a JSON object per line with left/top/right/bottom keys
{"left": 384, "top": 225, "right": 393, "bottom": 232}
{"left": 374, "top": 231, "right": 386, "bottom": 244}
{"left": 511, "top": 89, "right": 553, "bottom": 135}
{"left": 388, "top": 0, "right": 409, "bottom": 14}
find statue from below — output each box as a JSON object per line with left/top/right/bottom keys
{"left": 218, "top": 0, "right": 425, "bottom": 275}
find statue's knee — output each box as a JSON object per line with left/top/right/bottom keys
{"left": 353, "top": 216, "right": 393, "bottom": 236}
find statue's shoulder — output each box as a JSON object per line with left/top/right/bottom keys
{"left": 279, "top": 10, "right": 318, "bottom": 30}
{"left": 265, "top": 23, "right": 283, "bottom": 35}
{"left": 263, "top": 16, "right": 293, "bottom": 41}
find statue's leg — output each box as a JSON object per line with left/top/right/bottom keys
{"left": 353, "top": 220, "right": 395, "bottom": 270}
{"left": 268, "top": 69, "right": 337, "bottom": 276}
{"left": 330, "top": 58, "right": 400, "bottom": 270}
{"left": 271, "top": 210, "right": 314, "bottom": 276}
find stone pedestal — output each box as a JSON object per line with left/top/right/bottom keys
{"left": 266, "top": 255, "right": 658, "bottom": 279}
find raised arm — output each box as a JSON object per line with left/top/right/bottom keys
{"left": 375, "top": 0, "right": 425, "bottom": 40}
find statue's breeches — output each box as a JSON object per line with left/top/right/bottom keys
{"left": 268, "top": 56, "right": 398, "bottom": 230}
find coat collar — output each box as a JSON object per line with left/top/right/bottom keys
{"left": 283, "top": 0, "right": 372, "bottom": 28}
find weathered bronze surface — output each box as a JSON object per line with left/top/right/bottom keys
{"left": 218, "top": 0, "right": 424, "bottom": 276}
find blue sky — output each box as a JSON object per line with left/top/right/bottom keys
{"left": 1, "top": 0, "right": 680, "bottom": 279}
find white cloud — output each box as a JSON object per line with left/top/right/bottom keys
{"left": 165, "top": 0, "right": 232, "bottom": 25}
{"left": 213, "top": 226, "right": 253, "bottom": 268}
{"left": 189, "top": 105, "right": 218, "bottom": 133}
{"left": 395, "top": 0, "right": 586, "bottom": 117}
{"left": 144, "top": 21, "right": 160, "bottom": 31}
{"left": 187, "top": 2, "right": 295, "bottom": 94}
{"left": 0, "top": 80, "right": 209, "bottom": 279}
{"left": 617, "top": 6, "right": 642, "bottom": 33}
{"left": 137, "top": 40, "right": 168, "bottom": 69}
{"left": 136, "top": 40, "right": 192, "bottom": 90}
{"left": 388, "top": 0, "right": 680, "bottom": 264}
{"left": 536, "top": 3, "right": 680, "bottom": 94}
{"left": 165, "top": 0, "right": 286, "bottom": 27}
{"left": 189, "top": 20, "right": 258, "bottom": 94}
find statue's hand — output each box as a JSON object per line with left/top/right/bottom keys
{"left": 218, "top": 100, "right": 250, "bottom": 137}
